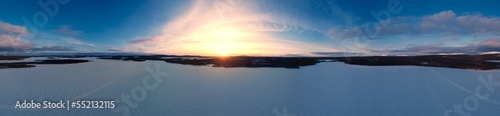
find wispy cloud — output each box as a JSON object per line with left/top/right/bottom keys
{"left": 387, "top": 44, "right": 475, "bottom": 55}
{"left": 385, "top": 38, "right": 500, "bottom": 55}
{"left": 64, "top": 38, "right": 96, "bottom": 46}
{"left": 128, "top": 36, "right": 163, "bottom": 45}
{"left": 52, "top": 25, "right": 82, "bottom": 36}
{"left": 0, "top": 35, "right": 34, "bottom": 52}
{"left": 0, "top": 21, "right": 34, "bottom": 52}
{"left": 329, "top": 10, "right": 500, "bottom": 40}
{"left": 311, "top": 52, "right": 365, "bottom": 56}
{"left": 0, "top": 21, "right": 28, "bottom": 36}
{"left": 107, "top": 48, "right": 122, "bottom": 52}
{"left": 322, "top": 10, "right": 500, "bottom": 55}
{"left": 477, "top": 39, "right": 500, "bottom": 52}
{"left": 29, "top": 46, "right": 76, "bottom": 52}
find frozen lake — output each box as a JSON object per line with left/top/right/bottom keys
{"left": 1, "top": 58, "right": 500, "bottom": 116}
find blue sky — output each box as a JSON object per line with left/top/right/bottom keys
{"left": 1, "top": 0, "right": 499, "bottom": 56}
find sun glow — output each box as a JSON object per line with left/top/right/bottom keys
{"left": 209, "top": 42, "right": 236, "bottom": 56}
{"left": 127, "top": 0, "right": 336, "bottom": 56}
{"left": 184, "top": 25, "right": 258, "bottom": 56}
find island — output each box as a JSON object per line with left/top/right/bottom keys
{"left": 0, "top": 56, "right": 91, "bottom": 69}
{"left": 2, "top": 54, "right": 500, "bottom": 70}
{"left": 98, "top": 54, "right": 500, "bottom": 70}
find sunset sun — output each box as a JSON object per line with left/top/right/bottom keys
{"left": 186, "top": 25, "right": 255, "bottom": 56}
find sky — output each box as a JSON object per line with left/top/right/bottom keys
{"left": 1, "top": 0, "right": 500, "bottom": 56}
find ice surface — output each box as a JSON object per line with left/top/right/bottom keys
{"left": 1, "top": 58, "right": 500, "bottom": 116}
